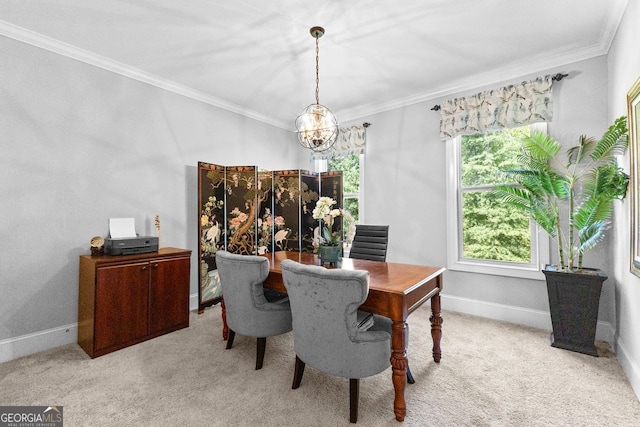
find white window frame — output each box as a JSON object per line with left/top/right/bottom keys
{"left": 445, "top": 123, "right": 549, "bottom": 280}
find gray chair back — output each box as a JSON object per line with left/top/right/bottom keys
{"left": 215, "top": 250, "right": 292, "bottom": 338}
{"left": 281, "top": 259, "right": 391, "bottom": 379}
{"left": 349, "top": 225, "right": 389, "bottom": 262}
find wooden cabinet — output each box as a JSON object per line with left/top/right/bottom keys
{"left": 78, "top": 247, "right": 191, "bottom": 358}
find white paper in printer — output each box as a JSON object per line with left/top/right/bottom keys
{"left": 108, "top": 217, "right": 137, "bottom": 239}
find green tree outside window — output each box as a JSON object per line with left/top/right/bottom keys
{"left": 460, "top": 127, "right": 532, "bottom": 262}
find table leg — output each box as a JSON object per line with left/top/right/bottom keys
{"left": 221, "top": 299, "right": 229, "bottom": 340}
{"left": 430, "top": 293, "right": 443, "bottom": 363}
{"left": 390, "top": 320, "right": 408, "bottom": 422}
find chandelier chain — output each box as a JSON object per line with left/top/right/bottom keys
{"left": 315, "top": 35, "right": 320, "bottom": 105}
{"left": 295, "top": 26, "right": 338, "bottom": 153}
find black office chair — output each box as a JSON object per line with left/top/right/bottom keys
{"left": 348, "top": 225, "right": 389, "bottom": 261}
{"left": 349, "top": 225, "right": 415, "bottom": 384}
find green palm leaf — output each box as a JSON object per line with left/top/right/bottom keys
{"left": 578, "top": 220, "right": 608, "bottom": 254}
{"left": 537, "top": 171, "right": 570, "bottom": 198}
{"left": 521, "top": 131, "right": 561, "bottom": 161}
{"left": 494, "top": 185, "right": 534, "bottom": 210}
{"left": 584, "top": 164, "right": 629, "bottom": 200}
{"left": 566, "top": 135, "right": 596, "bottom": 167}
{"left": 529, "top": 202, "right": 558, "bottom": 237}
{"left": 573, "top": 197, "right": 613, "bottom": 230}
{"left": 591, "top": 116, "right": 629, "bottom": 161}
{"left": 494, "top": 185, "right": 557, "bottom": 236}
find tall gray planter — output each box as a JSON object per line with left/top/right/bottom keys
{"left": 542, "top": 265, "right": 607, "bottom": 357}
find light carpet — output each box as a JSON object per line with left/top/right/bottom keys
{"left": 1, "top": 305, "right": 639, "bottom": 426}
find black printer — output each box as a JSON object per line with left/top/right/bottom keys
{"left": 104, "top": 236, "right": 159, "bottom": 255}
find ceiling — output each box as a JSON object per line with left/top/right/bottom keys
{"left": 0, "top": 0, "right": 628, "bottom": 131}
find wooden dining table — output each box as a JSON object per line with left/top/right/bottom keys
{"left": 259, "top": 250, "right": 446, "bottom": 422}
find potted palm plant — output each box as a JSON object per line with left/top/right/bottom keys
{"left": 494, "top": 116, "right": 629, "bottom": 356}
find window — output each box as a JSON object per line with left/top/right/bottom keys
{"left": 328, "top": 154, "right": 361, "bottom": 220}
{"left": 316, "top": 154, "right": 363, "bottom": 222}
{"left": 317, "top": 153, "right": 363, "bottom": 244}
{"left": 446, "top": 124, "right": 549, "bottom": 279}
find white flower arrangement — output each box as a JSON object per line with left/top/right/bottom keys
{"left": 312, "top": 197, "right": 342, "bottom": 246}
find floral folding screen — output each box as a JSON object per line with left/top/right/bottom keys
{"left": 197, "top": 162, "right": 342, "bottom": 311}
{"left": 273, "top": 170, "right": 319, "bottom": 253}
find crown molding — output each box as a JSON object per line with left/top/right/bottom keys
{"left": 1, "top": 0, "right": 628, "bottom": 130}
{"left": 338, "top": 43, "right": 610, "bottom": 123}
{"left": 0, "top": 20, "right": 291, "bottom": 131}
{"left": 599, "top": 0, "right": 629, "bottom": 53}
{"left": 338, "top": 0, "right": 629, "bottom": 123}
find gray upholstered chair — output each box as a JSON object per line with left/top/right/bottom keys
{"left": 349, "top": 224, "right": 389, "bottom": 261}
{"left": 215, "top": 250, "right": 292, "bottom": 370}
{"left": 349, "top": 224, "right": 415, "bottom": 384}
{"left": 281, "top": 259, "right": 391, "bottom": 423}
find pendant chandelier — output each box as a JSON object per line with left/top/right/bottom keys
{"left": 295, "top": 26, "right": 339, "bottom": 152}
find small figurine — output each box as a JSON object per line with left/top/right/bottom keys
{"left": 90, "top": 236, "right": 104, "bottom": 256}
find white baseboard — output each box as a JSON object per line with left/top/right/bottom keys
{"left": 0, "top": 323, "right": 78, "bottom": 364}
{"left": 190, "top": 292, "right": 199, "bottom": 311}
{"left": 0, "top": 293, "right": 202, "bottom": 365}
{"left": 440, "top": 294, "right": 615, "bottom": 344}
{"left": 614, "top": 337, "right": 640, "bottom": 401}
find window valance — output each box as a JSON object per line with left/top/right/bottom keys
{"left": 439, "top": 75, "right": 554, "bottom": 140}
{"left": 311, "top": 124, "right": 367, "bottom": 161}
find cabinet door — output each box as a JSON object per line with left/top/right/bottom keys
{"left": 95, "top": 262, "right": 150, "bottom": 351}
{"left": 148, "top": 257, "right": 190, "bottom": 334}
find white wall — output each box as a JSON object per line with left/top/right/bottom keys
{"left": 0, "top": 36, "right": 300, "bottom": 361}
{"left": 353, "top": 55, "right": 614, "bottom": 334}
{"left": 608, "top": 0, "right": 640, "bottom": 398}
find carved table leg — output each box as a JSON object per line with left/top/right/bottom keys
{"left": 221, "top": 299, "right": 229, "bottom": 340}
{"left": 430, "top": 293, "right": 443, "bottom": 363}
{"left": 391, "top": 320, "right": 408, "bottom": 422}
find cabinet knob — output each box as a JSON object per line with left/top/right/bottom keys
{"left": 152, "top": 263, "right": 159, "bottom": 268}
{"left": 141, "top": 266, "right": 148, "bottom": 271}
